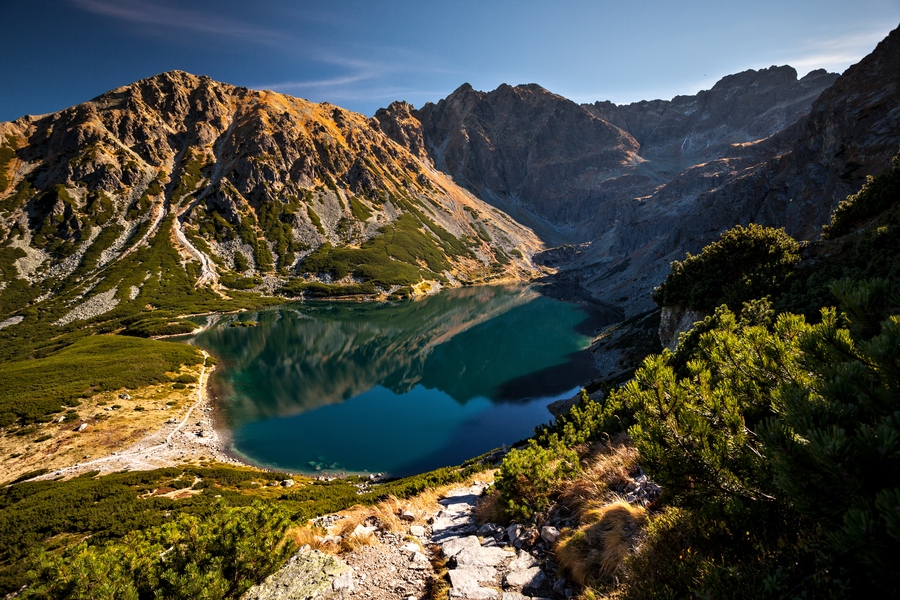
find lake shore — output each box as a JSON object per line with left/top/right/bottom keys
{"left": 30, "top": 352, "right": 257, "bottom": 482}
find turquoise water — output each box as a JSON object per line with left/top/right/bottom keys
{"left": 187, "top": 285, "right": 615, "bottom": 477}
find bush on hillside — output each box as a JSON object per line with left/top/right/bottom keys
{"left": 652, "top": 224, "right": 800, "bottom": 312}
{"left": 821, "top": 149, "right": 900, "bottom": 240}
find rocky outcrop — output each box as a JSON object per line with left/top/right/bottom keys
{"left": 586, "top": 66, "right": 839, "bottom": 164}
{"left": 430, "top": 483, "right": 555, "bottom": 599}
{"left": 240, "top": 547, "right": 354, "bottom": 600}
{"left": 564, "top": 24, "right": 900, "bottom": 314}
{"left": 376, "top": 67, "right": 838, "bottom": 242}
{"left": 658, "top": 306, "right": 708, "bottom": 350}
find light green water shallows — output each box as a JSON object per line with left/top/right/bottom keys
{"left": 186, "top": 285, "right": 615, "bottom": 477}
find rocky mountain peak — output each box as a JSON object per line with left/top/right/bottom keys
{"left": 0, "top": 73, "right": 543, "bottom": 323}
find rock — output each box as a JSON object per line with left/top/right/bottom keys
{"left": 280, "top": 479, "right": 294, "bottom": 487}
{"left": 351, "top": 524, "right": 377, "bottom": 537}
{"left": 399, "top": 510, "right": 415, "bottom": 522}
{"left": 409, "top": 525, "right": 426, "bottom": 537}
{"left": 75, "top": 423, "right": 88, "bottom": 432}
{"left": 540, "top": 526, "right": 560, "bottom": 544}
{"left": 240, "top": 546, "right": 353, "bottom": 600}
{"left": 552, "top": 577, "right": 567, "bottom": 595}
{"left": 448, "top": 567, "right": 499, "bottom": 599}
{"left": 409, "top": 551, "right": 430, "bottom": 570}
{"left": 504, "top": 566, "right": 546, "bottom": 589}
{"left": 478, "top": 523, "right": 504, "bottom": 537}
{"left": 508, "top": 550, "right": 539, "bottom": 571}
{"left": 515, "top": 527, "right": 539, "bottom": 548}
{"left": 118, "top": 393, "right": 131, "bottom": 400}
{"left": 658, "top": 306, "right": 708, "bottom": 350}
{"left": 506, "top": 524, "right": 522, "bottom": 544}
{"left": 454, "top": 545, "right": 514, "bottom": 568}
{"left": 441, "top": 535, "right": 482, "bottom": 558}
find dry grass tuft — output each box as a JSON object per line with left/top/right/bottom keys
{"left": 424, "top": 543, "right": 451, "bottom": 600}
{"left": 339, "top": 530, "right": 376, "bottom": 553}
{"left": 559, "top": 434, "right": 639, "bottom": 513}
{"left": 556, "top": 500, "right": 648, "bottom": 587}
{"left": 286, "top": 524, "right": 338, "bottom": 554}
{"left": 474, "top": 488, "right": 506, "bottom": 525}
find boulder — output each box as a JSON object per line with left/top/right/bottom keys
{"left": 540, "top": 526, "right": 560, "bottom": 544}
{"left": 240, "top": 546, "right": 354, "bottom": 600}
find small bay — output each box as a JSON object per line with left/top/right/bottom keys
{"left": 186, "top": 285, "right": 617, "bottom": 477}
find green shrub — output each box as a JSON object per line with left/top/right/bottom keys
{"left": 494, "top": 436, "right": 581, "bottom": 522}
{"left": 24, "top": 501, "right": 295, "bottom": 600}
{"left": 822, "top": 149, "right": 900, "bottom": 240}
{"left": 653, "top": 224, "right": 800, "bottom": 312}
{"left": 624, "top": 307, "right": 809, "bottom": 507}
{"left": 761, "top": 289, "right": 900, "bottom": 593}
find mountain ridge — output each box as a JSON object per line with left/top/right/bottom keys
{"left": 0, "top": 71, "right": 543, "bottom": 330}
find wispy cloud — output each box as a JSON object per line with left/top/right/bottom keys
{"left": 71, "top": 0, "right": 288, "bottom": 44}
{"left": 257, "top": 47, "right": 450, "bottom": 105}
{"left": 773, "top": 28, "right": 889, "bottom": 74}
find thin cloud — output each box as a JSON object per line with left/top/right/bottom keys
{"left": 773, "top": 29, "right": 888, "bottom": 74}
{"left": 71, "top": 0, "right": 288, "bottom": 44}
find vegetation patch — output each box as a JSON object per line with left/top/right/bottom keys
{"left": 0, "top": 136, "right": 19, "bottom": 193}
{"left": 653, "top": 223, "right": 800, "bottom": 312}
{"left": 349, "top": 196, "right": 374, "bottom": 221}
{"left": 120, "top": 318, "right": 196, "bottom": 338}
{"left": 822, "top": 150, "right": 900, "bottom": 239}
{"left": 0, "top": 335, "right": 202, "bottom": 426}
{"left": 298, "top": 211, "right": 451, "bottom": 289}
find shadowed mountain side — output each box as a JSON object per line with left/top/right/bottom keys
{"left": 562, "top": 24, "right": 900, "bottom": 313}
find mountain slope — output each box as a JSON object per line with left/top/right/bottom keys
{"left": 0, "top": 71, "right": 542, "bottom": 330}
{"left": 375, "top": 67, "right": 838, "bottom": 238}
{"left": 566, "top": 23, "right": 900, "bottom": 312}
{"left": 375, "top": 27, "right": 899, "bottom": 315}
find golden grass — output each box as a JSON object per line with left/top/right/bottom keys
{"left": 285, "top": 524, "right": 337, "bottom": 554}
{"left": 474, "top": 488, "right": 506, "bottom": 525}
{"left": 0, "top": 363, "right": 204, "bottom": 483}
{"left": 557, "top": 500, "right": 649, "bottom": 587}
{"left": 316, "top": 470, "right": 496, "bottom": 557}
{"left": 558, "top": 434, "right": 639, "bottom": 514}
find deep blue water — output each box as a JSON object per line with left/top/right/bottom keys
{"left": 187, "top": 285, "right": 614, "bottom": 477}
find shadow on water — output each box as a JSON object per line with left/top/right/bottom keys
{"left": 185, "top": 284, "right": 622, "bottom": 475}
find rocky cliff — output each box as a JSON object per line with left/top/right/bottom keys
{"left": 374, "top": 67, "right": 838, "bottom": 238}
{"left": 565, "top": 24, "right": 900, "bottom": 312}
{"left": 0, "top": 72, "right": 542, "bottom": 322}
{"left": 376, "top": 26, "right": 900, "bottom": 314}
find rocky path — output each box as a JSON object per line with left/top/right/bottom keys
{"left": 248, "top": 480, "right": 567, "bottom": 599}
{"left": 427, "top": 483, "right": 556, "bottom": 600}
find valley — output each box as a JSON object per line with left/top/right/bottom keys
{"left": 0, "top": 21, "right": 898, "bottom": 600}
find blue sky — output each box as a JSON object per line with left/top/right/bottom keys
{"left": 1, "top": 0, "right": 898, "bottom": 122}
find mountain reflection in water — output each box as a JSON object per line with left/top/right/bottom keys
{"left": 186, "top": 285, "right": 618, "bottom": 476}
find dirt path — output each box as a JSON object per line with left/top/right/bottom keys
{"left": 32, "top": 351, "right": 246, "bottom": 481}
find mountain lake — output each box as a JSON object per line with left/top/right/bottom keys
{"left": 184, "top": 285, "right": 619, "bottom": 477}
